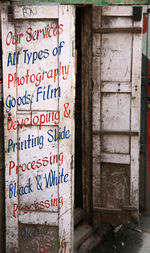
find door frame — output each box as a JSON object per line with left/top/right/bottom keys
{"left": 81, "top": 5, "right": 93, "bottom": 224}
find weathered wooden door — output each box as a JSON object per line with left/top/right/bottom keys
{"left": 1, "top": 5, "right": 75, "bottom": 252}
{"left": 92, "top": 6, "right": 142, "bottom": 225}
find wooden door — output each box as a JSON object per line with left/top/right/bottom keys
{"left": 1, "top": 4, "right": 75, "bottom": 252}
{"left": 92, "top": 6, "right": 142, "bottom": 225}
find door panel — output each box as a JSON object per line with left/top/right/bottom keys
{"left": 92, "top": 6, "right": 142, "bottom": 225}
{"left": 1, "top": 5, "right": 75, "bottom": 252}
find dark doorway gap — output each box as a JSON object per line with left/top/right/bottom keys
{"left": 75, "top": 7, "right": 83, "bottom": 209}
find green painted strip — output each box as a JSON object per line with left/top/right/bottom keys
{"left": 10, "top": 0, "right": 150, "bottom": 5}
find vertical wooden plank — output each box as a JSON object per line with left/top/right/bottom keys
{"left": 130, "top": 16, "right": 142, "bottom": 223}
{"left": 59, "top": 5, "right": 75, "bottom": 252}
{"left": 81, "top": 6, "right": 93, "bottom": 223}
{"left": 92, "top": 6, "right": 101, "bottom": 227}
{"left": 1, "top": 7, "right": 18, "bottom": 251}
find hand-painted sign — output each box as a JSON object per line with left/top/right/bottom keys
{"left": 1, "top": 5, "right": 75, "bottom": 252}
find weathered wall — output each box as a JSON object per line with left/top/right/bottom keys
{"left": 1, "top": 0, "right": 150, "bottom": 6}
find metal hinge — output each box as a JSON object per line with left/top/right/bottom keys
{"left": 133, "top": 7, "right": 142, "bottom": 21}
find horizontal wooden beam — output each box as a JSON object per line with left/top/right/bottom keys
{"left": 94, "top": 206, "right": 137, "bottom": 212}
{"left": 93, "top": 27, "right": 142, "bottom": 33}
{"left": 93, "top": 130, "right": 139, "bottom": 136}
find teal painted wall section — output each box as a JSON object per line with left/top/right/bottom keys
{"left": 6, "top": 0, "right": 150, "bottom": 6}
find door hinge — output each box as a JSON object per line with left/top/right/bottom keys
{"left": 133, "top": 7, "right": 142, "bottom": 21}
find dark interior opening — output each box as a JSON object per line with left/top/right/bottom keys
{"left": 75, "top": 7, "right": 83, "bottom": 209}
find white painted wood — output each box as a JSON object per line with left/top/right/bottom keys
{"left": 102, "top": 6, "right": 133, "bottom": 16}
{"left": 130, "top": 18, "right": 142, "bottom": 214}
{"left": 101, "top": 135, "right": 129, "bottom": 154}
{"left": 58, "top": 5, "right": 75, "bottom": 252}
{"left": 92, "top": 6, "right": 142, "bottom": 224}
{"left": 19, "top": 212, "right": 58, "bottom": 226}
{"left": 1, "top": 7, "right": 18, "bottom": 251}
{"left": 101, "top": 93, "right": 130, "bottom": 131}
{"left": 1, "top": 4, "right": 75, "bottom": 252}
{"left": 101, "top": 153, "right": 130, "bottom": 164}
{"left": 92, "top": 7, "right": 101, "bottom": 210}
{"left": 14, "top": 5, "right": 59, "bottom": 19}
{"left": 101, "top": 82, "right": 131, "bottom": 93}
{"left": 93, "top": 135, "right": 101, "bottom": 207}
{"left": 101, "top": 33, "right": 132, "bottom": 82}
{"left": 102, "top": 17, "right": 132, "bottom": 28}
